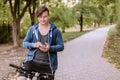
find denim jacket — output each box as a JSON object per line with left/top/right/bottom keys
{"left": 23, "top": 22, "right": 64, "bottom": 72}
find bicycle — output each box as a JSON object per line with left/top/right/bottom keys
{"left": 9, "top": 64, "right": 54, "bottom": 80}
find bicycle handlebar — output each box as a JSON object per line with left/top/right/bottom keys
{"left": 9, "top": 63, "right": 53, "bottom": 78}
{"left": 9, "top": 64, "right": 22, "bottom": 70}
{"left": 9, "top": 64, "right": 29, "bottom": 72}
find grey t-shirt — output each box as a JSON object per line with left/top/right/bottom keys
{"left": 33, "top": 31, "right": 49, "bottom": 65}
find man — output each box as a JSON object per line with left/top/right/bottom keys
{"left": 18, "top": 6, "right": 64, "bottom": 80}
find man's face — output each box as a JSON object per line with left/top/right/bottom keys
{"left": 38, "top": 11, "right": 50, "bottom": 25}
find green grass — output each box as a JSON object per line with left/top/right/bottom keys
{"left": 102, "top": 26, "right": 120, "bottom": 69}
{"left": 62, "top": 31, "right": 89, "bottom": 42}
{"left": 108, "top": 27, "right": 118, "bottom": 36}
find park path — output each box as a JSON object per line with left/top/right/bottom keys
{"left": 55, "top": 25, "right": 120, "bottom": 80}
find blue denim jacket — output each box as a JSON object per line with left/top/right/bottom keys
{"left": 23, "top": 22, "right": 64, "bottom": 72}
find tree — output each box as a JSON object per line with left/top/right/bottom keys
{"left": 93, "top": 0, "right": 119, "bottom": 25}
{"left": 38, "top": 0, "right": 76, "bottom": 33}
{"left": 73, "top": 0, "right": 88, "bottom": 32}
{"left": 50, "top": 6, "right": 76, "bottom": 33}
{"left": 5, "top": 0, "right": 33, "bottom": 47}
{"left": 28, "top": 0, "right": 53, "bottom": 25}
{"left": 28, "top": 0, "right": 39, "bottom": 25}
{"left": 0, "top": 0, "right": 12, "bottom": 25}
{"left": 73, "top": 0, "right": 119, "bottom": 29}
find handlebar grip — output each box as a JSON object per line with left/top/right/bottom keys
{"left": 9, "top": 64, "right": 21, "bottom": 69}
{"left": 9, "top": 64, "right": 29, "bottom": 72}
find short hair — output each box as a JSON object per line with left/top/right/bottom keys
{"left": 35, "top": 6, "right": 49, "bottom": 17}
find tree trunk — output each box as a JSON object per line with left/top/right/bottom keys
{"left": 12, "top": 19, "right": 20, "bottom": 47}
{"left": 29, "top": 0, "right": 36, "bottom": 25}
{"left": 93, "top": 21, "right": 97, "bottom": 28}
{"left": 30, "top": 15, "right": 35, "bottom": 25}
{"left": 79, "top": 14, "right": 83, "bottom": 32}
{"left": 110, "top": 16, "right": 113, "bottom": 25}
{"left": 62, "top": 26, "right": 65, "bottom": 33}
{"left": 6, "top": 0, "right": 32, "bottom": 47}
{"left": 31, "top": 18, "right": 35, "bottom": 25}
{"left": 29, "top": 7, "right": 36, "bottom": 25}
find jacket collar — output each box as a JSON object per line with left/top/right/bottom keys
{"left": 33, "top": 22, "right": 56, "bottom": 42}
{"left": 33, "top": 21, "right": 56, "bottom": 31}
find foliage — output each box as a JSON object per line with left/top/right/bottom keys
{"left": 73, "top": 0, "right": 119, "bottom": 28}
{"left": 0, "top": 0, "right": 12, "bottom": 43}
{"left": 116, "top": 23, "right": 120, "bottom": 32}
{"left": 5, "top": 0, "right": 35, "bottom": 47}
{"left": 0, "top": 0, "right": 12, "bottom": 24}
{"left": 20, "top": 12, "right": 31, "bottom": 38}
{"left": 1, "top": 0, "right": 120, "bottom": 44}
{"left": 50, "top": 6, "right": 77, "bottom": 33}
{"left": 102, "top": 0, "right": 120, "bottom": 70}
{"left": 0, "top": 23, "right": 12, "bottom": 43}
{"left": 108, "top": 27, "right": 118, "bottom": 36}
{"left": 28, "top": 0, "right": 39, "bottom": 25}
{"left": 102, "top": 26, "right": 120, "bottom": 69}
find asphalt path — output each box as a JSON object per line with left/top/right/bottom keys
{"left": 55, "top": 25, "right": 120, "bottom": 80}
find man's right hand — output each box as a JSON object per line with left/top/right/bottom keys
{"left": 34, "top": 42, "right": 42, "bottom": 48}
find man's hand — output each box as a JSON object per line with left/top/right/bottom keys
{"left": 39, "top": 42, "right": 50, "bottom": 52}
{"left": 34, "top": 42, "right": 42, "bottom": 48}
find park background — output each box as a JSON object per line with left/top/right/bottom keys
{"left": 0, "top": 0, "right": 120, "bottom": 80}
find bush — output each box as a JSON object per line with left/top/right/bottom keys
{"left": 0, "top": 22, "right": 12, "bottom": 43}
{"left": 116, "top": 23, "right": 120, "bottom": 32}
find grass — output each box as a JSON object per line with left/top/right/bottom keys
{"left": 102, "top": 26, "right": 120, "bottom": 69}
{"left": 62, "top": 31, "right": 89, "bottom": 42}
{"left": 108, "top": 27, "right": 118, "bottom": 36}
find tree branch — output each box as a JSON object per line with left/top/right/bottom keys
{"left": 19, "top": 0, "right": 32, "bottom": 20}
{"left": 13, "top": 0, "right": 17, "bottom": 17}
{"left": 33, "top": 1, "right": 36, "bottom": 14}
{"left": 29, "top": 0, "right": 36, "bottom": 15}
{"left": 4, "top": 0, "right": 8, "bottom": 4}
{"left": 8, "top": 0, "right": 15, "bottom": 19}
{"left": 17, "top": 0, "right": 20, "bottom": 16}
{"left": 29, "top": 4, "right": 32, "bottom": 15}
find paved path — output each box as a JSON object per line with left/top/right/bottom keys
{"left": 55, "top": 25, "right": 120, "bottom": 80}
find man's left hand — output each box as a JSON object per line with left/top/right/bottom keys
{"left": 39, "top": 42, "right": 50, "bottom": 52}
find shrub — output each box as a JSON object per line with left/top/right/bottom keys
{"left": 116, "top": 23, "right": 120, "bottom": 32}
{"left": 0, "top": 22, "right": 12, "bottom": 43}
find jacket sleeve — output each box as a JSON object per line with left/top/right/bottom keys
{"left": 22, "top": 27, "right": 35, "bottom": 49}
{"left": 49, "top": 29, "right": 64, "bottom": 52}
